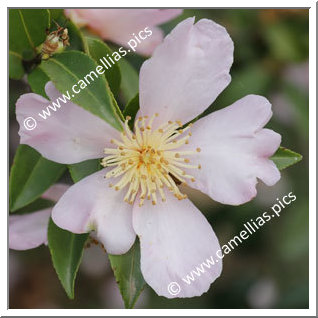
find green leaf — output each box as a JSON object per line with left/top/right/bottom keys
{"left": 110, "top": 89, "right": 125, "bottom": 121}
{"left": 9, "top": 9, "right": 50, "bottom": 57}
{"left": 48, "top": 9, "right": 64, "bottom": 20}
{"left": 28, "top": 67, "right": 50, "bottom": 98}
{"left": 123, "top": 93, "right": 139, "bottom": 129}
{"left": 9, "top": 9, "right": 50, "bottom": 78}
{"left": 48, "top": 218, "right": 88, "bottom": 299}
{"left": 39, "top": 51, "right": 123, "bottom": 131}
{"left": 86, "top": 37, "right": 121, "bottom": 96}
{"left": 108, "top": 240, "right": 146, "bottom": 309}
{"left": 271, "top": 147, "right": 302, "bottom": 170}
{"left": 13, "top": 198, "right": 54, "bottom": 215}
{"left": 9, "top": 51, "right": 24, "bottom": 79}
{"left": 118, "top": 58, "right": 139, "bottom": 104}
{"left": 59, "top": 160, "right": 101, "bottom": 299}
{"left": 69, "top": 159, "right": 102, "bottom": 182}
{"left": 9, "top": 145, "right": 66, "bottom": 212}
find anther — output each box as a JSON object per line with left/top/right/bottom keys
{"left": 102, "top": 116, "right": 201, "bottom": 206}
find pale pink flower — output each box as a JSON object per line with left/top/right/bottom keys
{"left": 65, "top": 9, "right": 183, "bottom": 55}
{"left": 9, "top": 184, "right": 69, "bottom": 250}
{"left": 16, "top": 18, "right": 281, "bottom": 297}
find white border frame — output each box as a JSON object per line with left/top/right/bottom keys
{"left": 3, "top": 1, "right": 316, "bottom": 316}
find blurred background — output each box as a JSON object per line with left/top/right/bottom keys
{"left": 9, "top": 8, "right": 309, "bottom": 309}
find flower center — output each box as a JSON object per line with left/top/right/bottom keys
{"left": 101, "top": 114, "right": 201, "bottom": 207}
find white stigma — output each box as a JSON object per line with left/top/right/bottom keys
{"left": 101, "top": 114, "right": 201, "bottom": 207}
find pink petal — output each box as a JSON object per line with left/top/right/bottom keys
{"left": 41, "top": 183, "right": 69, "bottom": 202}
{"left": 139, "top": 17, "right": 233, "bottom": 125}
{"left": 16, "top": 82, "right": 120, "bottom": 164}
{"left": 65, "top": 9, "right": 182, "bottom": 55}
{"left": 133, "top": 192, "right": 222, "bottom": 298}
{"left": 128, "top": 27, "right": 164, "bottom": 57}
{"left": 9, "top": 209, "right": 51, "bottom": 250}
{"left": 52, "top": 169, "right": 136, "bottom": 255}
{"left": 183, "top": 95, "right": 281, "bottom": 205}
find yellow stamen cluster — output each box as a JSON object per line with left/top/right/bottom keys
{"left": 101, "top": 114, "right": 201, "bottom": 207}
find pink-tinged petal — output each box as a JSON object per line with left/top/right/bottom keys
{"left": 183, "top": 95, "right": 281, "bottom": 205}
{"left": 41, "top": 183, "right": 69, "bottom": 202}
{"left": 9, "top": 209, "right": 51, "bottom": 250}
{"left": 139, "top": 17, "right": 233, "bottom": 125}
{"left": 52, "top": 169, "right": 136, "bottom": 255}
{"left": 16, "top": 82, "right": 120, "bottom": 164}
{"left": 128, "top": 27, "right": 164, "bottom": 56}
{"left": 64, "top": 9, "right": 88, "bottom": 26}
{"left": 65, "top": 9, "right": 182, "bottom": 55}
{"left": 133, "top": 192, "right": 222, "bottom": 298}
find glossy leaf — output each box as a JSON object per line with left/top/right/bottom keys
{"left": 9, "top": 9, "right": 50, "bottom": 57}
{"left": 69, "top": 159, "right": 102, "bottom": 183}
{"left": 28, "top": 67, "right": 50, "bottom": 98}
{"left": 9, "top": 51, "right": 24, "bottom": 79}
{"left": 13, "top": 198, "right": 54, "bottom": 215}
{"left": 9, "top": 145, "right": 66, "bottom": 212}
{"left": 118, "top": 58, "right": 139, "bottom": 104}
{"left": 39, "top": 51, "right": 122, "bottom": 131}
{"left": 123, "top": 93, "right": 139, "bottom": 129}
{"left": 271, "top": 147, "right": 302, "bottom": 170}
{"left": 48, "top": 9, "right": 64, "bottom": 20}
{"left": 108, "top": 240, "right": 146, "bottom": 309}
{"left": 53, "top": 159, "right": 102, "bottom": 299}
{"left": 9, "top": 9, "right": 50, "bottom": 79}
{"left": 48, "top": 218, "right": 88, "bottom": 299}
{"left": 86, "top": 37, "right": 121, "bottom": 96}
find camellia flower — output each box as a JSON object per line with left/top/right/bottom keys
{"left": 65, "top": 9, "right": 183, "bottom": 56}
{"left": 9, "top": 184, "right": 69, "bottom": 250}
{"left": 16, "top": 18, "right": 281, "bottom": 297}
